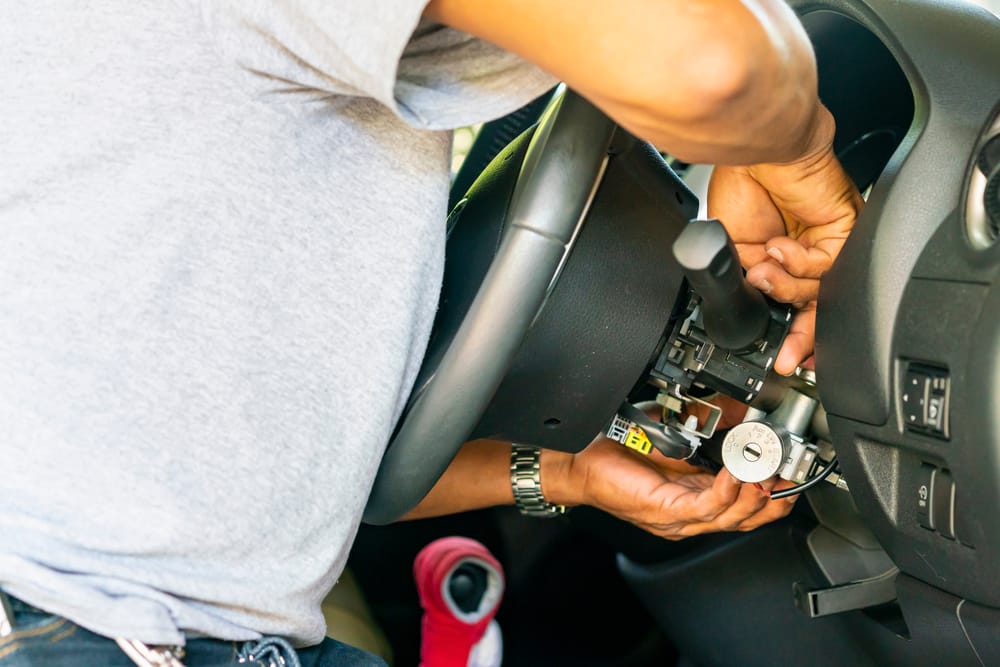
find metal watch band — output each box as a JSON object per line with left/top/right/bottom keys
{"left": 510, "top": 445, "right": 567, "bottom": 518}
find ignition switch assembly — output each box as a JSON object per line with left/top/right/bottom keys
{"left": 607, "top": 219, "right": 845, "bottom": 498}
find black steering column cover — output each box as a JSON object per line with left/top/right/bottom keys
{"left": 470, "top": 130, "right": 697, "bottom": 451}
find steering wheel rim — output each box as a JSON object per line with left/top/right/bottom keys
{"left": 364, "top": 91, "right": 616, "bottom": 524}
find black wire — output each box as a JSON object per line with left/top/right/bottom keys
{"left": 769, "top": 457, "right": 840, "bottom": 499}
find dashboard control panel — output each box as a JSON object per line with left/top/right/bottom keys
{"left": 901, "top": 363, "right": 950, "bottom": 439}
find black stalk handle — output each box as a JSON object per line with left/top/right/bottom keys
{"left": 672, "top": 219, "right": 771, "bottom": 352}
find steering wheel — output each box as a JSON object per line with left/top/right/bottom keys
{"left": 363, "top": 92, "right": 614, "bottom": 523}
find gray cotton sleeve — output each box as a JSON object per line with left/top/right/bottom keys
{"left": 203, "top": 0, "right": 557, "bottom": 129}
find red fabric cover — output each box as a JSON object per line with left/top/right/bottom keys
{"left": 414, "top": 537, "right": 504, "bottom": 667}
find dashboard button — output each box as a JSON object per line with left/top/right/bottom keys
{"left": 916, "top": 464, "right": 935, "bottom": 530}
{"left": 902, "top": 371, "right": 928, "bottom": 428}
{"left": 954, "top": 485, "right": 975, "bottom": 547}
{"left": 903, "top": 363, "right": 950, "bottom": 439}
{"left": 926, "top": 395, "right": 944, "bottom": 429}
{"left": 932, "top": 469, "right": 956, "bottom": 540}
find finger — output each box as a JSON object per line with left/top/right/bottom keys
{"left": 756, "top": 477, "right": 779, "bottom": 492}
{"left": 730, "top": 478, "right": 774, "bottom": 512}
{"left": 707, "top": 168, "right": 786, "bottom": 244}
{"left": 707, "top": 481, "right": 772, "bottom": 530}
{"left": 775, "top": 307, "right": 816, "bottom": 375}
{"left": 735, "top": 497, "right": 796, "bottom": 531}
{"left": 732, "top": 478, "right": 801, "bottom": 530}
{"left": 763, "top": 236, "right": 836, "bottom": 279}
{"left": 745, "top": 263, "right": 821, "bottom": 303}
{"left": 688, "top": 469, "right": 743, "bottom": 522}
{"left": 672, "top": 482, "right": 772, "bottom": 537}
{"left": 734, "top": 243, "right": 772, "bottom": 270}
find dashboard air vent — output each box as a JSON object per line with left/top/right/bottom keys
{"left": 966, "top": 119, "right": 1000, "bottom": 250}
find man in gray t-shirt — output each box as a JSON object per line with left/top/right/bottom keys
{"left": 0, "top": 1, "right": 860, "bottom": 665}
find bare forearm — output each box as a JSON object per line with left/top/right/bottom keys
{"left": 401, "top": 440, "right": 577, "bottom": 520}
{"left": 401, "top": 440, "right": 512, "bottom": 519}
{"left": 425, "top": 0, "right": 821, "bottom": 165}
{"left": 401, "top": 434, "right": 796, "bottom": 538}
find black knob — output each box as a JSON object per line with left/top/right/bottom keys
{"left": 447, "top": 562, "right": 489, "bottom": 614}
{"left": 672, "top": 219, "right": 771, "bottom": 351}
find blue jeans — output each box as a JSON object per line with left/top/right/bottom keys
{"left": 0, "top": 595, "right": 387, "bottom": 667}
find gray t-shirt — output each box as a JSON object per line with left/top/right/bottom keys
{"left": 0, "top": 0, "right": 552, "bottom": 647}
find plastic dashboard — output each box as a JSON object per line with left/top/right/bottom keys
{"left": 805, "top": 0, "right": 1000, "bottom": 607}
{"left": 617, "top": 1, "right": 1000, "bottom": 665}
{"left": 801, "top": 0, "right": 1000, "bottom": 660}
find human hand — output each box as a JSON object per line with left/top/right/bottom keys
{"left": 542, "top": 429, "right": 798, "bottom": 540}
{"left": 707, "top": 105, "right": 863, "bottom": 374}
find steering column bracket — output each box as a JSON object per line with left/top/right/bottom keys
{"left": 649, "top": 219, "right": 795, "bottom": 405}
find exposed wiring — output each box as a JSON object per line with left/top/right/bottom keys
{"left": 616, "top": 401, "right": 697, "bottom": 460}
{"left": 766, "top": 457, "right": 840, "bottom": 500}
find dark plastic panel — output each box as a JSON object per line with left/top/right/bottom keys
{"left": 417, "top": 127, "right": 698, "bottom": 456}
{"left": 472, "top": 133, "right": 696, "bottom": 450}
{"left": 834, "top": 433, "right": 984, "bottom": 592}
{"left": 958, "top": 595, "right": 1000, "bottom": 665}
{"left": 809, "top": 0, "right": 1000, "bottom": 425}
{"left": 805, "top": 11, "right": 914, "bottom": 166}
{"left": 619, "top": 506, "right": 1000, "bottom": 667}
{"left": 829, "top": 244, "right": 1000, "bottom": 606}
{"left": 625, "top": 3, "right": 1000, "bottom": 663}
{"left": 893, "top": 576, "right": 989, "bottom": 667}
{"left": 804, "top": 0, "right": 1000, "bottom": 624}
{"left": 912, "top": 198, "right": 1000, "bottom": 286}
{"left": 618, "top": 521, "right": 882, "bottom": 667}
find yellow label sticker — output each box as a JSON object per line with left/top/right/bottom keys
{"left": 624, "top": 427, "right": 652, "bottom": 455}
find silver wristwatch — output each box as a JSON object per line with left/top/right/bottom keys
{"left": 510, "top": 445, "right": 567, "bottom": 518}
